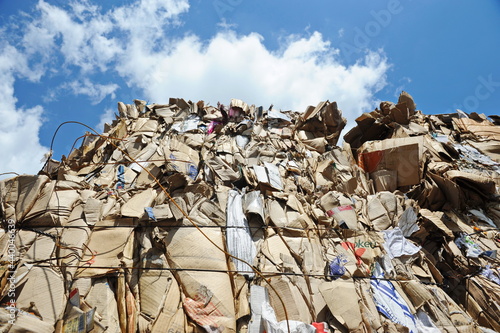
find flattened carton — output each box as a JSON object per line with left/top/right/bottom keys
{"left": 358, "top": 136, "right": 424, "bottom": 187}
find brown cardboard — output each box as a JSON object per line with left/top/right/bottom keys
{"left": 357, "top": 279, "right": 382, "bottom": 331}
{"left": 205, "top": 155, "right": 240, "bottom": 182}
{"left": 319, "top": 191, "right": 358, "bottom": 229}
{"left": 165, "top": 227, "right": 236, "bottom": 332}
{"left": 76, "top": 225, "right": 134, "bottom": 278}
{"left": 121, "top": 188, "right": 156, "bottom": 218}
{"left": 151, "top": 274, "right": 186, "bottom": 333}
{"left": 365, "top": 192, "right": 402, "bottom": 231}
{"left": 82, "top": 197, "right": 103, "bottom": 226}
{"left": 468, "top": 140, "right": 500, "bottom": 163}
{"left": 266, "top": 277, "right": 313, "bottom": 324}
{"left": 444, "top": 170, "right": 496, "bottom": 195}
{"left": 7, "top": 175, "right": 50, "bottom": 222}
{"left": 21, "top": 179, "right": 55, "bottom": 222}
{"left": 399, "top": 280, "right": 433, "bottom": 310}
{"left": 9, "top": 312, "right": 55, "bottom": 333}
{"left": 358, "top": 136, "right": 424, "bottom": 187}
{"left": 13, "top": 265, "right": 65, "bottom": 325}
{"left": 371, "top": 169, "right": 397, "bottom": 192}
{"left": 22, "top": 233, "right": 56, "bottom": 263}
{"left": 419, "top": 209, "right": 454, "bottom": 238}
{"left": 257, "top": 235, "right": 314, "bottom": 323}
{"left": 453, "top": 117, "right": 500, "bottom": 141}
{"left": 467, "top": 276, "right": 500, "bottom": 326}
{"left": 319, "top": 279, "right": 363, "bottom": 331}
{"left": 84, "top": 278, "right": 121, "bottom": 332}
{"left": 139, "top": 250, "right": 172, "bottom": 319}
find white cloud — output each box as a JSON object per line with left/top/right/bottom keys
{"left": 217, "top": 19, "right": 238, "bottom": 30}
{"left": 33, "top": 0, "right": 117, "bottom": 72}
{"left": 22, "top": 0, "right": 387, "bottom": 120}
{"left": 111, "top": 0, "right": 189, "bottom": 35}
{"left": 25, "top": 0, "right": 190, "bottom": 73}
{"left": 392, "top": 76, "right": 412, "bottom": 98}
{"left": 118, "top": 30, "right": 389, "bottom": 121}
{"left": 0, "top": 45, "right": 48, "bottom": 177}
{"left": 63, "top": 79, "right": 119, "bottom": 105}
{"left": 96, "top": 107, "right": 116, "bottom": 132}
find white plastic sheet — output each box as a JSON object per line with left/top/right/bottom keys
{"left": 382, "top": 227, "right": 421, "bottom": 259}
{"left": 226, "top": 189, "right": 257, "bottom": 277}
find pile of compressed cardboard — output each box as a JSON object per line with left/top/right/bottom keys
{"left": 0, "top": 92, "right": 499, "bottom": 332}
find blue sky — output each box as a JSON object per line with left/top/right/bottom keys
{"left": 0, "top": 0, "right": 499, "bottom": 176}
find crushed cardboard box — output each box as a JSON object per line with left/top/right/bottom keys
{"left": 0, "top": 92, "right": 500, "bottom": 332}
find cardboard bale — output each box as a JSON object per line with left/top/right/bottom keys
{"left": 2, "top": 93, "right": 500, "bottom": 332}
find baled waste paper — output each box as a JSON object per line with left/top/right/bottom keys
{"left": 1, "top": 92, "right": 500, "bottom": 332}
